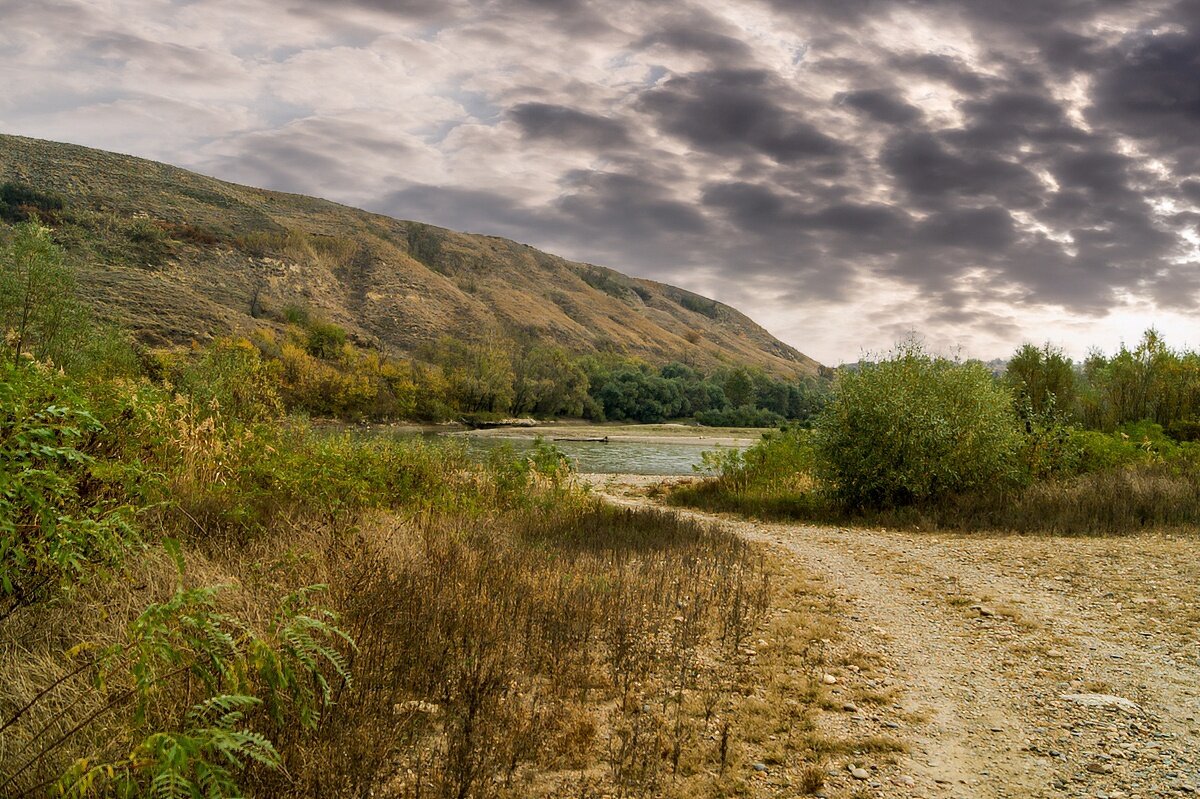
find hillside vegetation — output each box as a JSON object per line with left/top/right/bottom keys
{"left": 0, "top": 133, "right": 819, "bottom": 379}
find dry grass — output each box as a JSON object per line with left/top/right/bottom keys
{"left": 3, "top": 492, "right": 867, "bottom": 799}
{"left": 674, "top": 462, "right": 1200, "bottom": 537}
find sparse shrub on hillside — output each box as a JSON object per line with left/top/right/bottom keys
{"left": 406, "top": 222, "right": 443, "bottom": 270}
{"left": 124, "top": 216, "right": 175, "bottom": 265}
{"left": 305, "top": 318, "right": 349, "bottom": 359}
{"left": 0, "top": 182, "right": 65, "bottom": 224}
{"left": 814, "top": 342, "right": 1026, "bottom": 508}
{"left": 0, "top": 222, "right": 89, "bottom": 368}
{"left": 676, "top": 292, "right": 721, "bottom": 319}
{"left": 233, "top": 228, "right": 358, "bottom": 270}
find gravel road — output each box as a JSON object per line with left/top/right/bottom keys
{"left": 589, "top": 474, "right": 1200, "bottom": 799}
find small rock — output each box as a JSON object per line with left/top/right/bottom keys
{"left": 1086, "top": 762, "right": 1114, "bottom": 775}
{"left": 842, "top": 702, "right": 860, "bottom": 713}
{"left": 822, "top": 674, "right": 838, "bottom": 685}
{"left": 1060, "top": 693, "right": 1142, "bottom": 713}
{"left": 895, "top": 775, "right": 916, "bottom": 787}
{"left": 850, "top": 767, "right": 870, "bottom": 780}
{"left": 751, "top": 762, "right": 768, "bottom": 772}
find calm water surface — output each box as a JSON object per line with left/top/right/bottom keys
{"left": 456, "top": 435, "right": 742, "bottom": 476}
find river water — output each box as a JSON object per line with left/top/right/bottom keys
{"left": 455, "top": 435, "right": 743, "bottom": 476}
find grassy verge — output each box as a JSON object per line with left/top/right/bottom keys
{"left": 670, "top": 428, "right": 1200, "bottom": 535}
{"left": 0, "top": 346, "right": 866, "bottom": 797}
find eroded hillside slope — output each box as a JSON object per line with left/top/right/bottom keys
{"left": 0, "top": 134, "right": 819, "bottom": 376}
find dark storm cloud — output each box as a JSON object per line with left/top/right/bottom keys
{"left": 637, "top": 69, "right": 845, "bottom": 163}
{"left": 881, "top": 132, "right": 1042, "bottom": 208}
{"left": 915, "top": 207, "right": 1018, "bottom": 250}
{"left": 635, "top": 26, "right": 752, "bottom": 60}
{"left": 633, "top": 7, "right": 753, "bottom": 61}
{"left": 509, "top": 103, "right": 632, "bottom": 148}
{"left": 834, "top": 89, "right": 922, "bottom": 125}
{"left": 1089, "top": 23, "right": 1200, "bottom": 165}
{"left": 554, "top": 169, "right": 709, "bottom": 241}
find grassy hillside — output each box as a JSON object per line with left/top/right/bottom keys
{"left": 0, "top": 134, "right": 819, "bottom": 377}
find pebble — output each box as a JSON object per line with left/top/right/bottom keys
{"left": 751, "top": 762, "right": 767, "bottom": 772}
{"left": 822, "top": 674, "right": 838, "bottom": 685}
{"left": 850, "top": 767, "right": 870, "bottom": 780}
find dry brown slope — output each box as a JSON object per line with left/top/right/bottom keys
{"left": 0, "top": 133, "right": 820, "bottom": 377}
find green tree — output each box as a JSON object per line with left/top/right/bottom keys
{"left": 815, "top": 342, "right": 1025, "bottom": 508}
{"left": 511, "top": 345, "right": 589, "bottom": 417}
{"left": 425, "top": 336, "right": 516, "bottom": 414}
{"left": 722, "top": 368, "right": 754, "bottom": 407}
{"left": 0, "top": 222, "right": 87, "bottom": 368}
{"left": 1005, "top": 343, "right": 1076, "bottom": 420}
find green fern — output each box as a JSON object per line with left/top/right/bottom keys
{"left": 57, "top": 694, "right": 281, "bottom": 799}
{"left": 253, "top": 585, "right": 356, "bottom": 729}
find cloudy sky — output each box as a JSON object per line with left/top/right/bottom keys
{"left": 3, "top": 0, "right": 1200, "bottom": 363}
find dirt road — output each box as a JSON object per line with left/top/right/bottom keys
{"left": 589, "top": 475, "right": 1200, "bottom": 798}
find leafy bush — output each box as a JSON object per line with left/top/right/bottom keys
{"left": 0, "top": 222, "right": 89, "bottom": 369}
{"left": 671, "top": 427, "right": 827, "bottom": 518}
{"left": 815, "top": 343, "right": 1025, "bottom": 508}
{"left": 305, "top": 319, "right": 348, "bottom": 359}
{"left": 695, "top": 404, "right": 784, "bottom": 428}
{"left": 0, "top": 364, "right": 135, "bottom": 619}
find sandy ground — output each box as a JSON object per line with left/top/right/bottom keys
{"left": 587, "top": 474, "right": 1200, "bottom": 799}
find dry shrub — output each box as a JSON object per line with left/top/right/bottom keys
{"left": 895, "top": 463, "right": 1200, "bottom": 534}
{"left": 252, "top": 502, "right": 771, "bottom": 798}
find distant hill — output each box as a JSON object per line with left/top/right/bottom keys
{"left": 0, "top": 134, "right": 821, "bottom": 377}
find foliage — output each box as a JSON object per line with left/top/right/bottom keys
{"left": 1006, "top": 342, "right": 1076, "bottom": 421}
{"left": 511, "top": 344, "right": 589, "bottom": 417}
{"left": 583, "top": 357, "right": 828, "bottom": 427}
{"left": 165, "top": 337, "right": 284, "bottom": 423}
{"left": 694, "top": 404, "right": 785, "bottom": 428}
{"left": 0, "top": 222, "right": 89, "bottom": 369}
{"left": 421, "top": 335, "right": 516, "bottom": 415}
{"left": 0, "top": 363, "right": 134, "bottom": 620}
{"left": 815, "top": 342, "right": 1026, "bottom": 508}
{"left": 16, "top": 574, "right": 351, "bottom": 799}
{"left": 1078, "top": 329, "right": 1200, "bottom": 434}
{"left": 671, "top": 427, "right": 828, "bottom": 519}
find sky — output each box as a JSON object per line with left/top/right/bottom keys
{"left": 2, "top": 0, "right": 1199, "bottom": 364}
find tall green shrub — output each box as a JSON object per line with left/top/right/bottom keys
{"left": 0, "top": 222, "right": 88, "bottom": 369}
{"left": 815, "top": 343, "right": 1025, "bottom": 508}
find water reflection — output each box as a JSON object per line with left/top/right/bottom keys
{"left": 456, "top": 435, "right": 741, "bottom": 476}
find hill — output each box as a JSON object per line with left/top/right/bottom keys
{"left": 0, "top": 134, "right": 819, "bottom": 377}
